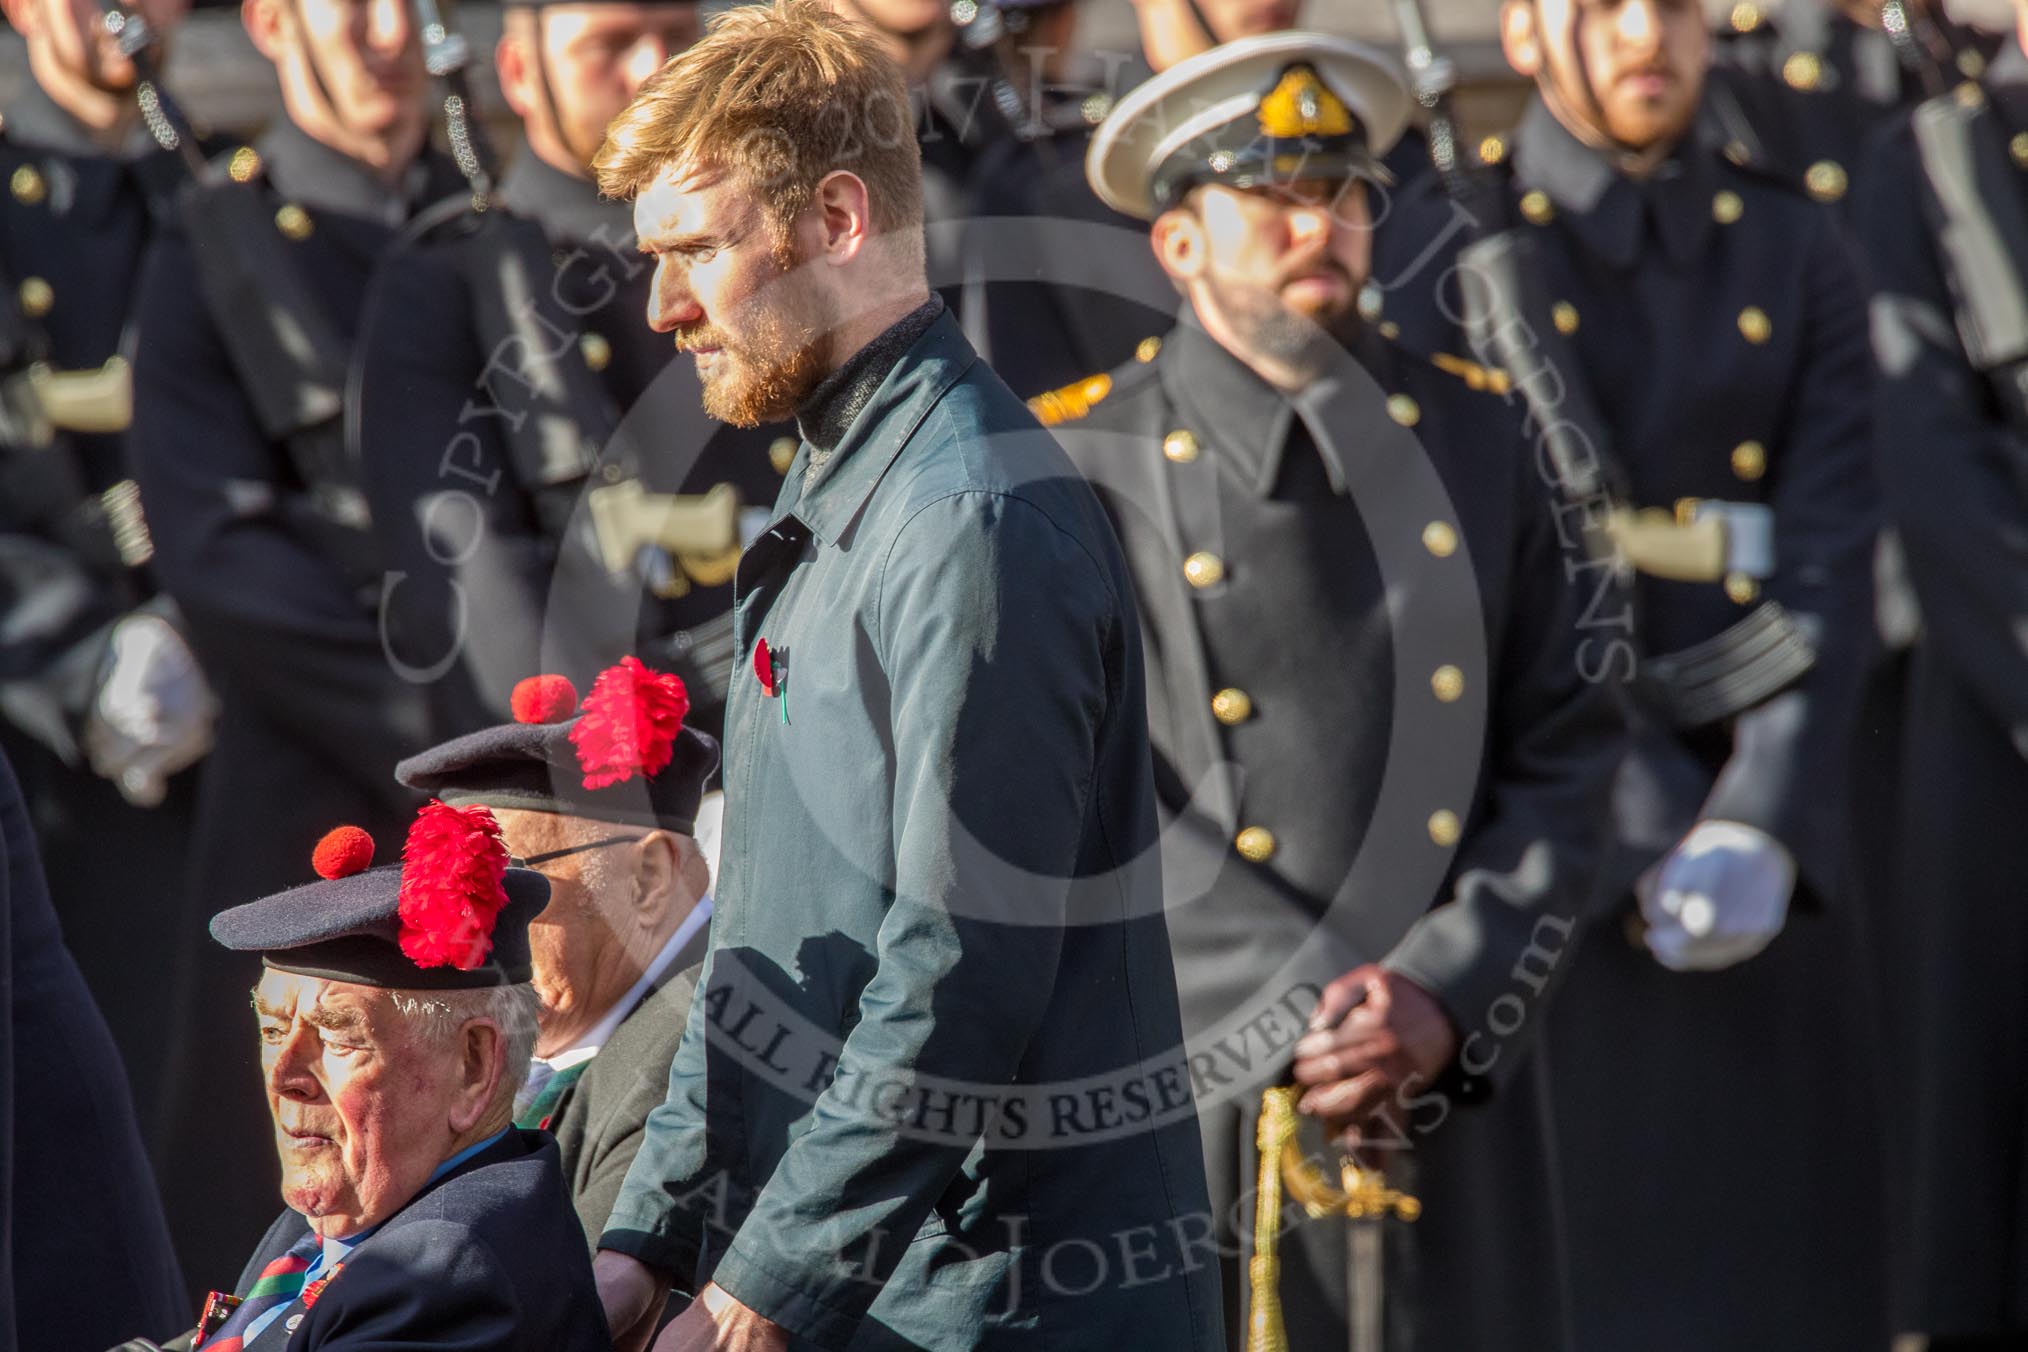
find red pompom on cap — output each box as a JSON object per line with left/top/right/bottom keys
{"left": 510, "top": 673, "right": 579, "bottom": 725}
{"left": 397, "top": 801, "right": 510, "bottom": 971}
{"left": 311, "top": 825, "right": 375, "bottom": 880}
{"left": 570, "top": 657, "right": 690, "bottom": 790}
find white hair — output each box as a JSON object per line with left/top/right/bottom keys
{"left": 388, "top": 982, "right": 541, "bottom": 1102}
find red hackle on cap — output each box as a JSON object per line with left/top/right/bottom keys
{"left": 510, "top": 673, "right": 578, "bottom": 725}
{"left": 311, "top": 825, "right": 375, "bottom": 880}
{"left": 570, "top": 657, "right": 690, "bottom": 789}
{"left": 397, "top": 801, "right": 510, "bottom": 971}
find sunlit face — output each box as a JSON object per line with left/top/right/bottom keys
{"left": 634, "top": 162, "right": 834, "bottom": 426}
{"left": 492, "top": 809, "right": 639, "bottom": 1055}
{"left": 253, "top": 0, "right": 427, "bottom": 143}
{"left": 507, "top": 3, "right": 697, "bottom": 168}
{"left": 18, "top": 0, "right": 190, "bottom": 93}
{"left": 1510, "top": 0, "right": 1707, "bottom": 152}
{"left": 1199, "top": 0, "right": 1303, "bottom": 40}
{"left": 831, "top": 0, "right": 945, "bottom": 39}
{"left": 254, "top": 970, "right": 463, "bottom": 1237}
{"left": 1163, "top": 178, "right": 1372, "bottom": 368}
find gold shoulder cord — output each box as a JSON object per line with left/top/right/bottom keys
{"left": 1248, "top": 1086, "right": 1424, "bottom": 1351}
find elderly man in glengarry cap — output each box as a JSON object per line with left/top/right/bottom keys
{"left": 117, "top": 804, "right": 612, "bottom": 1352}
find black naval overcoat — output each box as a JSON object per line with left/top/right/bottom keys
{"left": 1052, "top": 314, "right": 1625, "bottom": 1352}
{"left": 1375, "top": 95, "right": 1886, "bottom": 1351}
{"left": 0, "top": 87, "right": 207, "bottom": 1124}
{"left": 130, "top": 121, "right": 464, "bottom": 1300}
{"left": 1860, "top": 36, "right": 2028, "bottom": 1338}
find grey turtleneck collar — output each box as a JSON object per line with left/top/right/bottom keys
{"left": 795, "top": 294, "right": 945, "bottom": 454}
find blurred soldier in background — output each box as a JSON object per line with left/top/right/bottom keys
{"left": 1377, "top": 0, "right": 1887, "bottom": 1342}
{"left": 356, "top": 0, "right": 785, "bottom": 745}
{"left": 0, "top": 0, "right": 215, "bottom": 1123}
{"left": 1861, "top": 1, "right": 2028, "bottom": 1339}
{"left": 129, "top": 0, "right": 462, "bottom": 1296}
{"left": 1059, "top": 33, "right": 1622, "bottom": 1350}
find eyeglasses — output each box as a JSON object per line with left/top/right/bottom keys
{"left": 512, "top": 832, "right": 645, "bottom": 867}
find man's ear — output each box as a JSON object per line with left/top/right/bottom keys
{"left": 810, "top": 169, "right": 874, "bottom": 266}
{"left": 1501, "top": 0, "right": 1543, "bottom": 78}
{"left": 0, "top": 0, "right": 38, "bottom": 42}
{"left": 1151, "top": 206, "right": 1207, "bottom": 284}
{"left": 630, "top": 830, "right": 685, "bottom": 923}
{"left": 495, "top": 27, "right": 535, "bottom": 121}
{"left": 450, "top": 1018, "right": 507, "bottom": 1133}
{"left": 242, "top": 0, "right": 287, "bottom": 63}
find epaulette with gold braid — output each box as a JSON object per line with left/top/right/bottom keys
{"left": 1429, "top": 351, "right": 1513, "bottom": 395}
{"left": 1029, "top": 372, "right": 1113, "bottom": 427}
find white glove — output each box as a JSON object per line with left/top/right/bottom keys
{"left": 1637, "top": 820, "right": 1796, "bottom": 972}
{"left": 83, "top": 613, "right": 218, "bottom": 807}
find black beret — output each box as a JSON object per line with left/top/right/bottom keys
{"left": 210, "top": 861, "right": 549, "bottom": 990}
{"left": 395, "top": 668, "right": 718, "bottom": 835}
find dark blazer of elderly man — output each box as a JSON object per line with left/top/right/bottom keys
{"left": 123, "top": 807, "right": 613, "bottom": 1352}
{"left": 396, "top": 661, "right": 718, "bottom": 1249}
{"left": 584, "top": 4, "right": 1224, "bottom": 1351}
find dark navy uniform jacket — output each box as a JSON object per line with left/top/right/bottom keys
{"left": 1050, "top": 316, "right": 1624, "bottom": 1352}
{"left": 1379, "top": 96, "right": 1878, "bottom": 896}
{"left": 231, "top": 1129, "right": 610, "bottom": 1351}
{"left": 355, "top": 148, "right": 789, "bottom": 743}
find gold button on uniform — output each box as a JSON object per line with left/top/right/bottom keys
{"left": 1422, "top": 521, "right": 1458, "bottom": 558}
{"left": 1235, "top": 827, "right": 1277, "bottom": 863}
{"left": 10, "top": 165, "right": 44, "bottom": 205}
{"left": 1136, "top": 335, "right": 1162, "bottom": 363}
{"left": 1211, "top": 687, "right": 1253, "bottom": 725}
{"left": 1956, "top": 81, "right": 1984, "bottom": 110}
{"left": 1958, "top": 48, "right": 1988, "bottom": 79}
{"left": 1782, "top": 51, "right": 1822, "bottom": 91}
{"left": 2012, "top": 132, "right": 2028, "bottom": 169}
{"left": 1378, "top": 320, "right": 1400, "bottom": 340}
{"left": 579, "top": 331, "right": 611, "bottom": 372}
{"left": 769, "top": 436, "right": 798, "bottom": 475}
{"left": 1737, "top": 307, "right": 1772, "bottom": 344}
{"left": 17, "top": 277, "right": 53, "bottom": 319}
{"left": 275, "top": 203, "right": 313, "bottom": 241}
{"left": 1183, "top": 551, "right": 1224, "bottom": 589}
{"left": 1725, "top": 571, "right": 1760, "bottom": 604}
{"left": 1804, "top": 160, "right": 1848, "bottom": 203}
{"left": 1386, "top": 394, "right": 1420, "bottom": 427}
{"left": 1731, "top": 440, "right": 1767, "bottom": 481}
{"left": 1551, "top": 301, "right": 1579, "bottom": 336}
{"left": 1730, "top": 0, "right": 1761, "bottom": 30}
{"left": 1163, "top": 429, "right": 1200, "bottom": 463}
{"left": 1479, "top": 135, "right": 1506, "bottom": 165}
{"left": 1431, "top": 665, "right": 1465, "bottom": 703}
{"left": 1427, "top": 810, "right": 1462, "bottom": 848}
{"left": 1520, "top": 190, "right": 1554, "bottom": 225}
{"left": 228, "top": 146, "right": 261, "bottom": 183}
{"left": 1712, "top": 190, "right": 1743, "bottom": 225}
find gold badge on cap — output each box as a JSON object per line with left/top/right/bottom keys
{"left": 1257, "top": 65, "right": 1354, "bottom": 139}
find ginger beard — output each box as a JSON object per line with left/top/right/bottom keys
{"left": 671, "top": 234, "right": 833, "bottom": 428}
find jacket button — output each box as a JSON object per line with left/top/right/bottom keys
{"left": 10, "top": 164, "right": 44, "bottom": 205}
{"left": 1427, "top": 810, "right": 1462, "bottom": 847}
{"left": 1163, "top": 429, "right": 1200, "bottom": 463}
{"left": 1211, "top": 687, "right": 1252, "bottom": 725}
{"left": 2013, "top": 132, "right": 2028, "bottom": 169}
{"left": 17, "top": 277, "right": 53, "bottom": 319}
{"left": 1804, "top": 160, "right": 1847, "bottom": 203}
{"left": 1737, "top": 307, "right": 1772, "bottom": 344}
{"left": 228, "top": 145, "right": 262, "bottom": 182}
{"left": 1731, "top": 440, "right": 1767, "bottom": 481}
{"left": 1183, "top": 552, "right": 1224, "bottom": 588}
{"left": 1136, "top": 335, "right": 1163, "bottom": 362}
{"left": 275, "top": 203, "right": 314, "bottom": 240}
{"left": 1725, "top": 571, "right": 1760, "bottom": 605}
{"left": 1235, "top": 826, "right": 1276, "bottom": 862}
{"left": 769, "top": 437, "right": 798, "bottom": 475}
{"left": 1520, "top": 190, "right": 1554, "bottom": 225}
{"left": 1711, "top": 190, "right": 1743, "bottom": 225}
{"left": 1551, "top": 301, "right": 1579, "bottom": 336}
{"left": 1386, "top": 394, "right": 1420, "bottom": 427}
{"left": 580, "top": 331, "right": 612, "bottom": 372}
{"left": 1422, "top": 521, "right": 1458, "bottom": 558}
{"left": 1783, "top": 51, "right": 1822, "bottom": 91}
{"left": 1430, "top": 665, "right": 1464, "bottom": 703}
